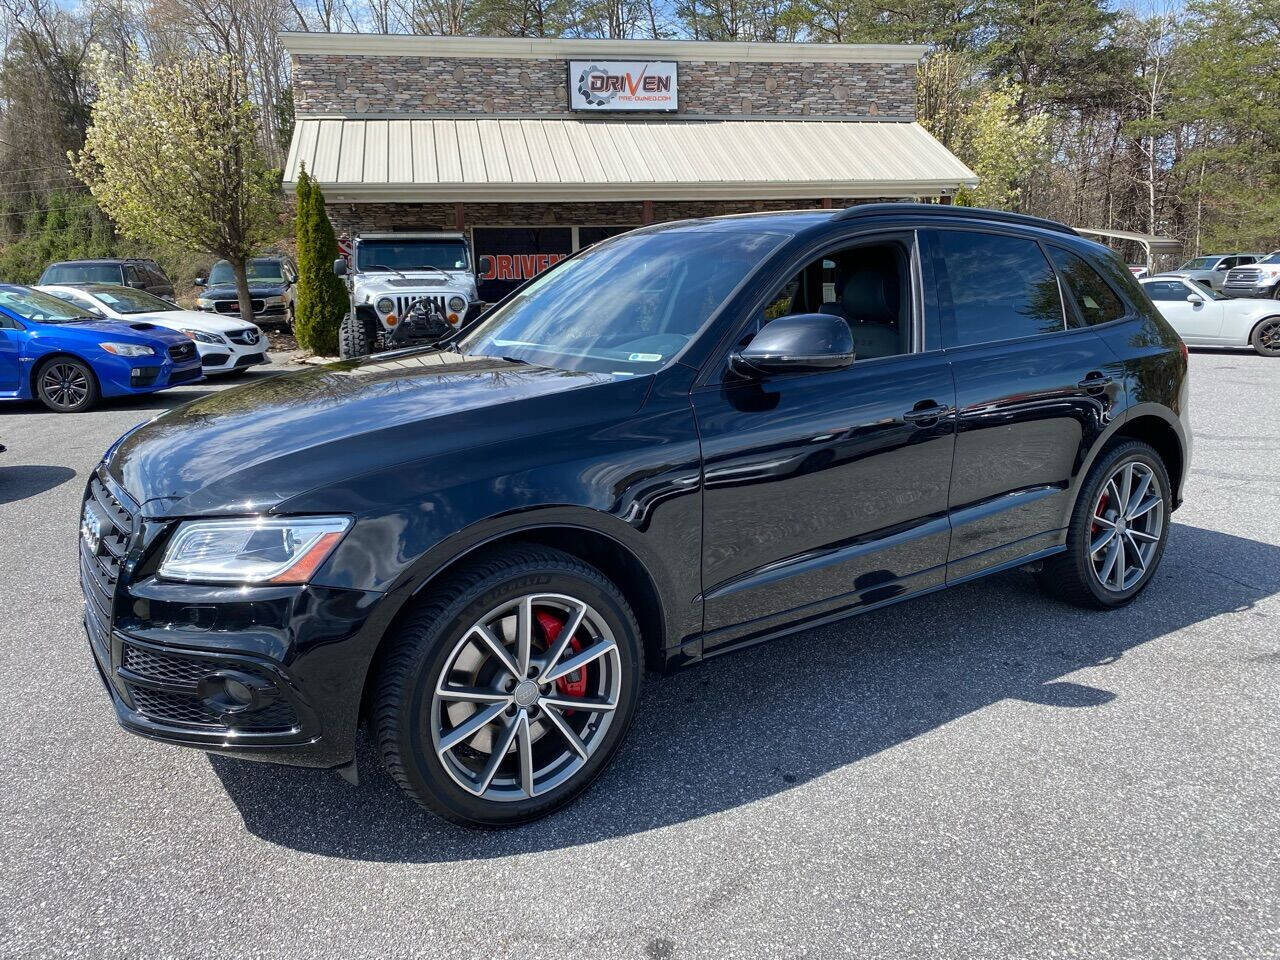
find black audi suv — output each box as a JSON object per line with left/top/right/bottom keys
{"left": 82, "top": 204, "right": 1190, "bottom": 827}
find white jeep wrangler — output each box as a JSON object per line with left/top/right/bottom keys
{"left": 335, "top": 232, "right": 479, "bottom": 358}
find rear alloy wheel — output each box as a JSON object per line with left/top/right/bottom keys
{"left": 375, "top": 546, "right": 642, "bottom": 827}
{"left": 1250, "top": 316, "right": 1280, "bottom": 357}
{"left": 1087, "top": 461, "right": 1165, "bottom": 593}
{"left": 1036, "top": 440, "right": 1170, "bottom": 608}
{"left": 36, "top": 358, "right": 98, "bottom": 413}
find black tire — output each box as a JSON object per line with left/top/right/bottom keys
{"left": 338, "top": 310, "right": 373, "bottom": 359}
{"left": 1036, "top": 440, "right": 1171, "bottom": 608}
{"left": 35, "top": 356, "right": 99, "bottom": 413}
{"left": 1249, "top": 315, "right": 1280, "bottom": 357}
{"left": 374, "top": 545, "right": 644, "bottom": 828}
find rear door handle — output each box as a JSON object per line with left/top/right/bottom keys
{"left": 1078, "top": 373, "right": 1114, "bottom": 394}
{"left": 903, "top": 400, "right": 952, "bottom": 425}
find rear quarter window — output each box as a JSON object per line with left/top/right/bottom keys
{"left": 1048, "top": 247, "right": 1126, "bottom": 326}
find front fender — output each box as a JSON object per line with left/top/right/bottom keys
{"left": 297, "top": 370, "right": 705, "bottom": 652}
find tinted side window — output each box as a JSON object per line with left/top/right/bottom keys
{"left": 1048, "top": 247, "right": 1126, "bottom": 326}
{"left": 1143, "top": 281, "right": 1188, "bottom": 302}
{"left": 933, "top": 230, "right": 1064, "bottom": 347}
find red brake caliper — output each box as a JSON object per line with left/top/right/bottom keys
{"left": 1093, "top": 491, "right": 1110, "bottom": 535}
{"left": 535, "top": 610, "right": 587, "bottom": 711}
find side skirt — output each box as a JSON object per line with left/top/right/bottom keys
{"left": 681, "top": 544, "right": 1067, "bottom": 668}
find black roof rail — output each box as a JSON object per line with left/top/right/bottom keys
{"left": 832, "top": 202, "right": 1079, "bottom": 238}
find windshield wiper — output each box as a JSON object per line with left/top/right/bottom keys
{"left": 366, "top": 263, "right": 407, "bottom": 279}
{"left": 498, "top": 355, "right": 529, "bottom": 365}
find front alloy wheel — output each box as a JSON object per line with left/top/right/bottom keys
{"left": 1251, "top": 316, "right": 1280, "bottom": 356}
{"left": 375, "top": 545, "right": 642, "bottom": 827}
{"left": 37, "top": 358, "right": 98, "bottom": 412}
{"left": 431, "top": 594, "right": 622, "bottom": 802}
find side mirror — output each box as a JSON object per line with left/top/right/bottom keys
{"left": 333, "top": 259, "right": 348, "bottom": 277}
{"left": 195, "top": 277, "right": 206, "bottom": 287}
{"left": 1187, "top": 293, "right": 1204, "bottom": 305}
{"left": 730, "top": 313, "right": 855, "bottom": 377}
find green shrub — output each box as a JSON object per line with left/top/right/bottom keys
{"left": 293, "top": 168, "right": 347, "bottom": 356}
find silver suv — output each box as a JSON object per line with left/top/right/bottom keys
{"left": 1167, "top": 253, "right": 1265, "bottom": 291}
{"left": 1223, "top": 251, "right": 1280, "bottom": 300}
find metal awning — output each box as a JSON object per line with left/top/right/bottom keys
{"left": 284, "top": 117, "right": 977, "bottom": 202}
{"left": 1075, "top": 227, "right": 1181, "bottom": 268}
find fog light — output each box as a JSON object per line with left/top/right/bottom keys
{"left": 197, "top": 669, "right": 276, "bottom": 715}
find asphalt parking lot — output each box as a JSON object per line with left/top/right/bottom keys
{"left": 1, "top": 351, "right": 1276, "bottom": 960}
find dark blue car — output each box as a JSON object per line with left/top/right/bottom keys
{"left": 0, "top": 284, "right": 203, "bottom": 412}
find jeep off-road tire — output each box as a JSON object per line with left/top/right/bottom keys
{"left": 339, "top": 310, "right": 373, "bottom": 359}
{"left": 1035, "top": 440, "right": 1171, "bottom": 609}
{"left": 374, "top": 545, "right": 644, "bottom": 828}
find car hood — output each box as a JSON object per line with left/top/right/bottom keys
{"left": 356, "top": 272, "right": 472, "bottom": 294}
{"left": 202, "top": 282, "right": 287, "bottom": 299}
{"left": 106, "top": 349, "right": 648, "bottom": 516}
{"left": 1224, "top": 298, "right": 1280, "bottom": 316}
{"left": 130, "top": 309, "right": 258, "bottom": 334}
{"left": 31, "top": 316, "right": 189, "bottom": 346}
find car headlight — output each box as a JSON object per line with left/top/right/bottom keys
{"left": 196, "top": 297, "right": 212, "bottom": 309}
{"left": 263, "top": 295, "right": 284, "bottom": 305}
{"left": 158, "top": 516, "right": 351, "bottom": 584}
{"left": 376, "top": 297, "right": 395, "bottom": 314}
{"left": 181, "top": 328, "right": 225, "bottom": 344}
{"left": 100, "top": 342, "right": 155, "bottom": 357}
{"left": 448, "top": 296, "right": 466, "bottom": 313}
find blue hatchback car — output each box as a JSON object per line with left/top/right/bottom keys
{"left": 0, "top": 284, "right": 204, "bottom": 412}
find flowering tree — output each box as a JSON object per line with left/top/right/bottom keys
{"left": 72, "top": 54, "right": 278, "bottom": 321}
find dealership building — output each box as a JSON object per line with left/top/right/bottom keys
{"left": 282, "top": 33, "right": 977, "bottom": 302}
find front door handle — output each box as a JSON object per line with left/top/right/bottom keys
{"left": 1078, "top": 372, "right": 1114, "bottom": 394}
{"left": 903, "top": 400, "right": 952, "bottom": 425}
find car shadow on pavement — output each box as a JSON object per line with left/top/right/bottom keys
{"left": 210, "top": 521, "right": 1280, "bottom": 861}
{"left": 0, "top": 464, "right": 78, "bottom": 505}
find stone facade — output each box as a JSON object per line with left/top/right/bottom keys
{"left": 293, "top": 54, "right": 916, "bottom": 120}
{"left": 326, "top": 198, "right": 890, "bottom": 237}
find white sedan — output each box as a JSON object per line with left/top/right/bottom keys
{"left": 38, "top": 283, "right": 270, "bottom": 375}
{"left": 1139, "top": 276, "right": 1280, "bottom": 357}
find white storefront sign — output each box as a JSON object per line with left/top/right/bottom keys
{"left": 568, "top": 61, "right": 679, "bottom": 112}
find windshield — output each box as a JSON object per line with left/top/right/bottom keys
{"left": 90, "top": 285, "right": 178, "bottom": 314}
{"left": 1188, "top": 278, "right": 1225, "bottom": 300}
{"left": 357, "top": 239, "right": 469, "bottom": 272}
{"left": 41, "top": 263, "right": 122, "bottom": 284}
{"left": 1179, "top": 257, "right": 1221, "bottom": 270}
{"left": 0, "top": 287, "right": 96, "bottom": 323}
{"left": 460, "top": 227, "right": 787, "bottom": 374}
{"left": 1260, "top": 253, "right": 1280, "bottom": 265}
{"left": 209, "top": 259, "right": 285, "bottom": 285}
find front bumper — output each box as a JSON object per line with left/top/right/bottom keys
{"left": 197, "top": 341, "right": 270, "bottom": 374}
{"left": 99, "top": 355, "right": 204, "bottom": 396}
{"left": 80, "top": 471, "right": 387, "bottom": 768}
{"left": 1222, "top": 282, "right": 1279, "bottom": 299}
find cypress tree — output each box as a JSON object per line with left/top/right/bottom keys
{"left": 293, "top": 169, "right": 347, "bottom": 356}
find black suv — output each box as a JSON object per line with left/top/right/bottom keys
{"left": 39, "top": 259, "right": 174, "bottom": 299}
{"left": 195, "top": 255, "right": 297, "bottom": 328}
{"left": 83, "top": 205, "right": 1190, "bottom": 828}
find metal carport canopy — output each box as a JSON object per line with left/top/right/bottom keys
{"left": 283, "top": 116, "right": 978, "bottom": 203}
{"left": 1075, "top": 227, "right": 1181, "bottom": 255}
